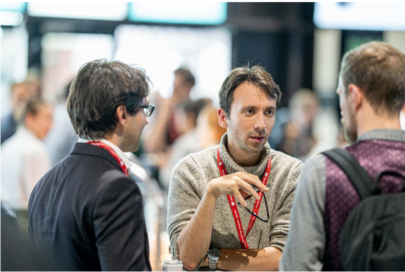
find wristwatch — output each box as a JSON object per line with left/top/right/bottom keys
{"left": 207, "top": 248, "right": 221, "bottom": 270}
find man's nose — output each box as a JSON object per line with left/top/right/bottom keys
{"left": 254, "top": 113, "right": 266, "bottom": 130}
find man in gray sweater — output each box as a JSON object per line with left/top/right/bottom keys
{"left": 167, "top": 66, "right": 302, "bottom": 271}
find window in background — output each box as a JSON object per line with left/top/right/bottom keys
{"left": 314, "top": 2, "right": 405, "bottom": 31}
{"left": 41, "top": 33, "right": 114, "bottom": 101}
{"left": 27, "top": 2, "right": 127, "bottom": 21}
{"left": 1, "top": 25, "right": 28, "bottom": 115}
{"left": 341, "top": 30, "right": 383, "bottom": 53}
{"left": 114, "top": 25, "right": 231, "bottom": 106}
{"left": 1, "top": 2, "right": 26, "bottom": 27}
{"left": 128, "top": 2, "right": 227, "bottom": 25}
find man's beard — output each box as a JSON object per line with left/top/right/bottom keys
{"left": 233, "top": 130, "right": 267, "bottom": 154}
{"left": 342, "top": 118, "right": 357, "bottom": 144}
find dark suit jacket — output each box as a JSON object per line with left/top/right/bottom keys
{"left": 2, "top": 206, "right": 54, "bottom": 271}
{"left": 28, "top": 143, "right": 151, "bottom": 271}
{"left": 1, "top": 112, "right": 17, "bottom": 144}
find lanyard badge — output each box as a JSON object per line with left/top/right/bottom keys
{"left": 87, "top": 141, "right": 129, "bottom": 176}
{"left": 217, "top": 148, "right": 271, "bottom": 249}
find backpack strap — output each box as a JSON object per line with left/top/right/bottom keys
{"left": 321, "top": 148, "right": 377, "bottom": 200}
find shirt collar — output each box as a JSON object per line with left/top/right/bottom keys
{"left": 78, "top": 138, "right": 133, "bottom": 170}
{"left": 357, "top": 129, "right": 405, "bottom": 143}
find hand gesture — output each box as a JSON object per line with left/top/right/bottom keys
{"left": 206, "top": 171, "right": 269, "bottom": 207}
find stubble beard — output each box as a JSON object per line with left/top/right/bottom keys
{"left": 342, "top": 118, "right": 357, "bottom": 144}
{"left": 232, "top": 130, "right": 267, "bottom": 154}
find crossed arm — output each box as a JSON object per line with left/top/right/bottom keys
{"left": 176, "top": 172, "right": 282, "bottom": 271}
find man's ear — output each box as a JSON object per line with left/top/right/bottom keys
{"left": 348, "top": 84, "right": 363, "bottom": 111}
{"left": 218, "top": 108, "right": 228, "bottom": 129}
{"left": 116, "top": 105, "right": 127, "bottom": 128}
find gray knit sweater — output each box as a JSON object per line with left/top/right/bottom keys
{"left": 167, "top": 133, "right": 302, "bottom": 262}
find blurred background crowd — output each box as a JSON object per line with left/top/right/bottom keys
{"left": 1, "top": 2, "right": 405, "bottom": 270}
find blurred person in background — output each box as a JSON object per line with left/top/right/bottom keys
{"left": 277, "top": 89, "right": 320, "bottom": 160}
{"left": 167, "top": 66, "right": 302, "bottom": 271}
{"left": 143, "top": 67, "right": 195, "bottom": 153}
{"left": 159, "top": 98, "right": 211, "bottom": 190}
{"left": 45, "top": 80, "right": 79, "bottom": 166}
{"left": 1, "top": 99, "right": 54, "bottom": 233}
{"left": 401, "top": 104, "right": 405, "bottom": 130}
{"left": 196, "top": 105, "right": 227, "bottom": 151}
{"left": 29, "top": 60, "right": 153, "bottom": 271}
{"left": 1, "top": 82, "right": 31, "bottom": 144}
{"left": 281, "top": 41, "right": 405, "bottom": 271}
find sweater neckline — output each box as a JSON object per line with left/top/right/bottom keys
{"left": 219, "top": 133, "right": 271, "bottom": 176}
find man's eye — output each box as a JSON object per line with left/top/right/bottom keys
{"left": 245, "top": 109, "right": 254, "bottom": 115}
{"left": 266, "top": 110, "right": 274, "bottom": 116}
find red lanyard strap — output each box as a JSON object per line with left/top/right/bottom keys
{"left": 87, "top": 141, "right": 129, "bottom": 176}
{"left": 217, "top": 148, "right": 271, "bottom": 249}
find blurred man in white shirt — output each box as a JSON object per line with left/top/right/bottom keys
{"left": 1, "top": 99, "right": 53, "bottom": 231}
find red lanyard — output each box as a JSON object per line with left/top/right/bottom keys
{"left": 87, "top": 141, "right": 129, "bottom": 176}
{"left": 217, "top": 148, "right": 271, "bottom": 249}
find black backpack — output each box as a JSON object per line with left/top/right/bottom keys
{"left": 322, "top": 148, "right": 405, "bottom": 271}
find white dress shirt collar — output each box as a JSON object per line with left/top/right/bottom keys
{"left": 78, "top": 138, "right": 133, "bottom": 170}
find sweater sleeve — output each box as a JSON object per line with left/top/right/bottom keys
{"left": 269, "top": 161, "right": 302, "bottom": 251}
{"left": 279, "top": 154, "right": 326, "bottom": 271}
{"left": 167, "top": 156, "right": 203, "bottom": 260}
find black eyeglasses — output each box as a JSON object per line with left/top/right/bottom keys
{"left": 237, "top": 187, "right": 269, "bottom": 223}
{"left": 139, "top": 105, "right": 155, "bottom": 117}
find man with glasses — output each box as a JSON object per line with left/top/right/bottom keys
{"left": 167, "top": 66, "right": 302, "bottom": 271}
{"left": 28, "top": 60, "right": 154, "bottom": 271}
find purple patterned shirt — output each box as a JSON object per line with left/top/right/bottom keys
{"left": 281, "top": 129, "right": 405, "bottom": 271}
{"left": 324, "top": 137, "right": 405, "bottom": 270}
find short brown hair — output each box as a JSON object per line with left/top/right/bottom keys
{"left": 67, "top": 59, "right": 150, "bottom": 139}
{"left": 219, "top": 65, "right": 282, "bottom": 117}
{"left": 174, "top": 68, "right": 195, "bottom": 87}
{"left": 20, "top": 99, "right": 51, "bottom": 124}
{"left": 340, "top": 41, "right": 405, "bottom": 116}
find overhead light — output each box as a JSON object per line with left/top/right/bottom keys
{"left": 1, "top": 11, "right": 23, "bottom": 26}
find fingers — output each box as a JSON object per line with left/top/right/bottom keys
{"left": 236, "top": 180, "right": 260, "bottom": 200}
{"left": 234, "top": 189, "right": 247, "bottom": 207}
{"left": 239, "top": 189, "right": 250, "bottom": 199}
{"left": 234, "top": 172, "right": 269, "bottom": 192}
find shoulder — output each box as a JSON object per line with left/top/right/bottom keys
{"left": 297, "top": 153, "right": 327, "bottom": 189}
{"left": 23, "top": 138, "right": 49, "bottom": 157}
{"left": 99, "top": 174, "right": 141, "bottom": 196}
{"left": 270, "top": 149, "right": 303, "bottom": 175}
{"left": 173, "top": 145, "right": 218, "bottom": 173}
{"left": 170, "top": 145, "right": 218, "bottom": 192}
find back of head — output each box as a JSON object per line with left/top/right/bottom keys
{"left": 289, "top": 88, "right": 319, "bottom": 111}
{"left": 177, "top": 98, "right": 211, "bottom": 126}
{"left": 10, "top": 82, "right": 30, "bottom": 107}
{"left": 340, "top": 41, "right": 405, "bottom": 116}
{"left": 21, "top": 98, "right": 54, "bottom": 140}
{"left": 67, "top": 59, "right": 150, "bottom": 140}
{"left": 174, "top": 68, "right": 195, "bottom": 87}
{"left": 21, "top": 99, "right": 49, "bottom": 124}
{"left": 219, "top": 65, "right": 282, "bottom": 117}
